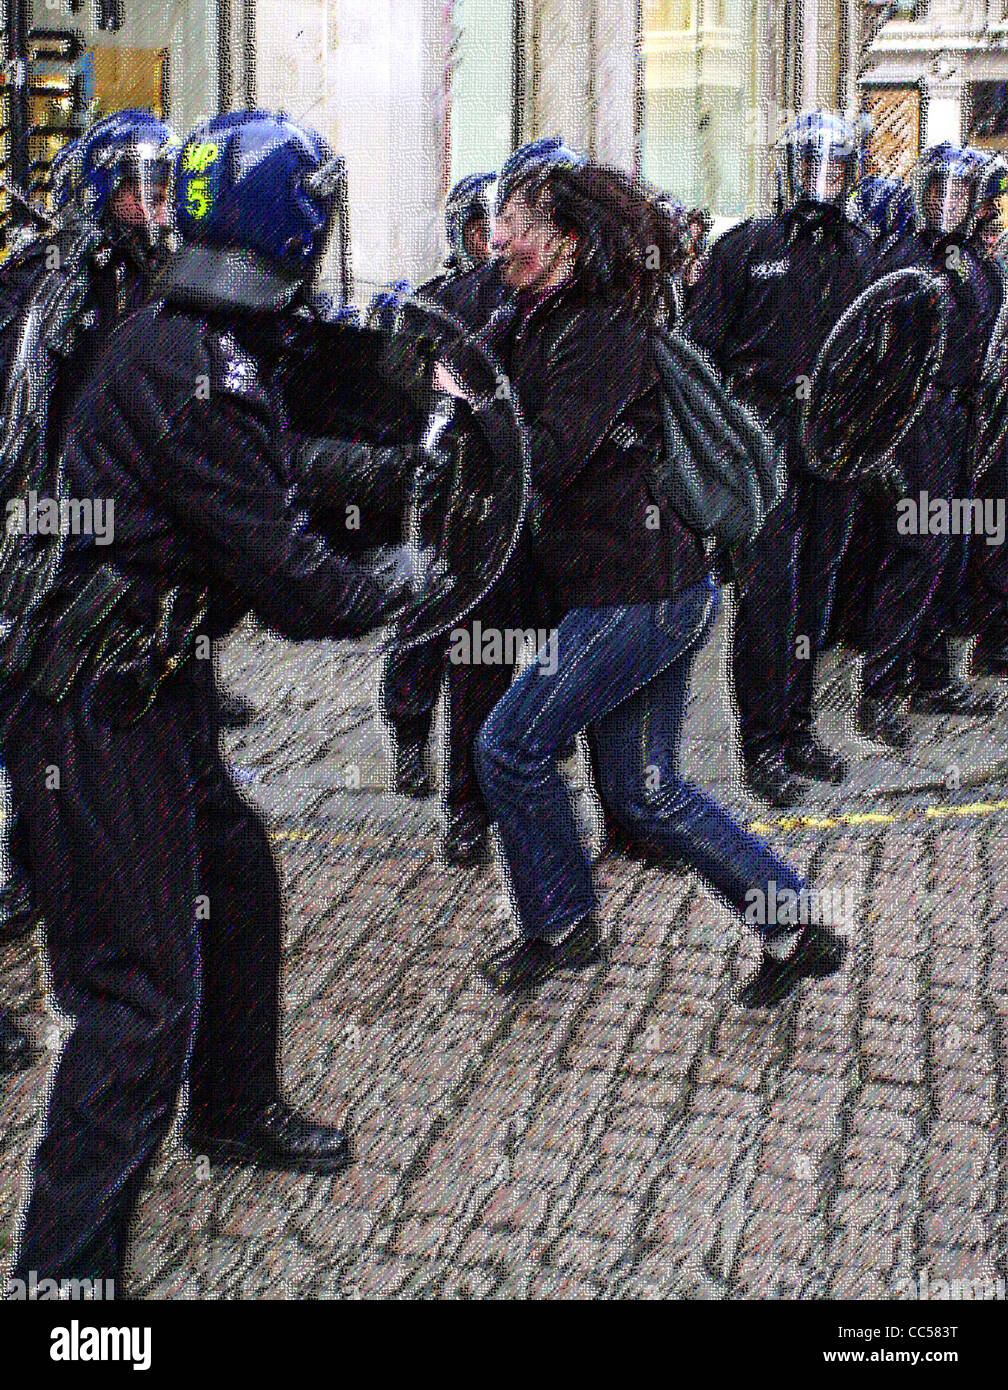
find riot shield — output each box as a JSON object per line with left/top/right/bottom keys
{"left": 801, "top": 267, "right": 951, "bottom": 484}
{"left": 971, "top": 258, "right": 1008, "bottom": 486}
{"left": 275, "top": 295, "right": 530, "bottom": 653}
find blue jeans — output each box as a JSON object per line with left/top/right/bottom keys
{"left": 476, "top": 579, "right": 806, "bottom": 940}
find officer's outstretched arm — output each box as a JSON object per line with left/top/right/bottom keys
{"left": 149, "top": 391, "right": 404, "bottom": 641}
{"left": 290, "top": 434, "right": 412, "bottom": 527}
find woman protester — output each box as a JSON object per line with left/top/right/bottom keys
{"left": 435, "top": 160, "right": 848, "bottom": 1007}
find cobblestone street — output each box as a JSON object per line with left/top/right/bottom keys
{"left": 3, "top": 601, "right": 1008, "bottom": 1300}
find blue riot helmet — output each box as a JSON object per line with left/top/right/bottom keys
{"left": 168, "top": 110, "right": 347, "bottom": 313}
{"left": 849, "top": 174, "right": 913, "bottom": 241}
{"left": 913, "top": 143, "right": 991, "bottom": 238}
{"left": 444, "top": 172, "right": 496, "bottom": 272}
{"left": 47, "top": 136, "right": 83, "bottom": 215}
{"left": 495, "top": 136, "right": 584, "bottom": 212}
{"left": 78, "top": 110, "right": 180, "bottom": 245}
{"left": 776, "top": 111, "right": 863, "bottom": 210}
{"left": 970, "top": 150, "right": 1008, "bottom": 244}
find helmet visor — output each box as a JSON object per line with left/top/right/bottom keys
{"left": 109, "top": 145, "right": 175, "bottom": 243}
{"left": 791, "top": 146, "right": 854, "bottom": 206}
{"left": 919, "top": 170, "right": 974, "bottom": 235}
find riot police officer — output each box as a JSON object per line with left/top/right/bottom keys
{"left": 962, "top": 156, "right": 1008, "bottom": 683}
{"left": 0, "top": 110, "right": 407, "bottom": 1289}
{"left": 686, "top": 112, "right": 874, "bottom": 807}
{"left": 856, "top": 145, "right": 1003, "bottom": 744}
{"left": 380, "top": 146, "right": 573, "bottom": 864}
{"left": 0, "top": 110, "right": 180, "bottom": 1070}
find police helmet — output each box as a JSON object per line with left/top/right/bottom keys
{"left": 78, "top": 110, "right": 180, "bottom": 244}
{"left": 445, "top": 172, "right": 496, "bottom": 272}
{"left": 776, "top": 111, "right": 864, "bottom": 211}
{"left": 168, "top": 110, "right": 347, "bottom": 311}
{"left": 913, "top": 144, "right": 991, "bottom": 238}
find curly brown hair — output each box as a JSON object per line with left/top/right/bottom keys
{"left": 508, "top": 161, "right": 685, "bottom": 311}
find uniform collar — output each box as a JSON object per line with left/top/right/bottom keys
{"left": 782, "top": 203, "right": 857, "bottom": 255}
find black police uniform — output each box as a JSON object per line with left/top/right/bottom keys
{"left": 859, "top": 232, "right": 1003, "bottom": 705}
{"left": 686, "top": 204, "right": 873, "bottom": 775}
{"left": 0, "top": 230, "right": 156, "bottom": 1065}
{"left": 380, "top": 260, "right": 513, "bottom": 845}
{"left": 2, "top": 289, "right": 400, "bottom": 1284}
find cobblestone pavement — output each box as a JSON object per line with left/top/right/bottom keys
{"left": 2, "top": 597, "right": 1008, "bottom": 1300}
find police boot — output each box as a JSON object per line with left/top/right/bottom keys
{"left": 856, "top": 696, "right": 914, "bottom": 751}
{"left": 0, "top": 1012, "right": 31, "bottom": 1074}
{"left": 185, "top": 1098, "right": 350, "bottom": 1174}
{"left": 743, "top": 749, "right": 809, "bottom": 809}
{"left": 738, "top": 921, "right": 848, "bottom": 1009}
{"left": 785, "top": 728, "right": 848, "bottom": 784}
{"left": 545, "top": 911, "right": 610, "bottom": 972}
{"left": 217, "top": 688, "right": 258, "bottom": 728}
{"left": 392, "top": 739, "right": 430, "bottom": 798}
{"left": 442, "top": 803, "right": 490, "bottom": 867}
{"left": 911, "top": 677, "right": 999, "bottom": 718}
{"left": 973, "top": 638, "right": 1008, "bottom": 678}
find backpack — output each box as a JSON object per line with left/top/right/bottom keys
{"left": 649, "top": 324, "right": 785, "bottom": 552}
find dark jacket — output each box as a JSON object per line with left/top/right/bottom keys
{"left": 417, "top": 260, "right": 512, "bottom": 333}
{"left": 19, "top": 297, "right": 401, "bottom": 708}
{"left": 686, "top": 205, "right": 874, "bottom": 438}
{"left": 872, "top": 230, "right": 1003, "bottom": 507}
{"left": 466, "top": 279, "right": 709, "bottom": 612}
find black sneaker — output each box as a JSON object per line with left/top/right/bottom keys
{"left": 738, "top": 921, "right": 849, "bottom": 1009}
{"left": 478, "top": 937, "right": 548, "bottom": 993}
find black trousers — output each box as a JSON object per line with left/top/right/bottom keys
{"left": 4, "top": 663, "right": 281, "bottom": 1285}
{"left": 862, "top": 398, "right": 972, "bottom": 700}
{"left": 381, "top": 593, "right": 518, "bottom": 819}
{"left": 966, "top": 457, "right": 1008, "bottom": 653}
{"left": 733, "top": 468, "right": 854, "bottom": 759}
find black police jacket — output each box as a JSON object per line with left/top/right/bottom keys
{"left": 466, "top": 279, "right": 710, "bottom": 612}
{"left": 0, "top": 230, "right": 152, "bottom": 462}
{"left": 416, "top": 260, "right": 511, "bottom": 333}
{"left": 22, "top": 297, "right": 402, "bottom": 707}
{"left": 686, "top": 205, "right": 874, "bottom": 437}
{"left": 873, "top": 231, "right": 1002, "bottom": 393}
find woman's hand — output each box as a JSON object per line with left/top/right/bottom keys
{"left": 434, "top": 360, "right": 473, "bottom": 405}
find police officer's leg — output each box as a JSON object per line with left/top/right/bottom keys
{"left": 970, "top": 468, "right": 1008, "bottom": 675}
{"left": 859, "top": 523, "right": 945, "bottom": 746}
{"left": 6, "top": 688, "right": 200, "bottom": 1285}
{"left": 784, "top": 473, "right": 855, "bottom": 782}
{"left": 911, "top": 431, "right": 999, "bottom": 716}
{"left": 379, "top": 635, "right": 442, "bottom": 796}
{"left": 732, "top": 481, "right": 808, "bottom": 805}
{"left": 442, "top": 648, "right": 512, "bottom": 866}
{"left": 187, "top": 712, "right": 282, "bottom": 1132}
{"left": 184, "top": 668, "right": 349, "bottom": 1169}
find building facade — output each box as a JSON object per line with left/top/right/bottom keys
{"left": 861, "top": 0, "right": 1008, "bottom": 177}
{"left": 8, "top": 3, "right": 1007, "bottom": 289}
